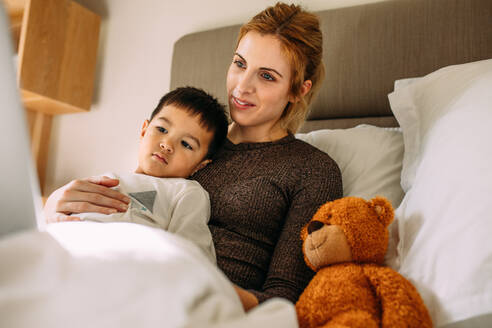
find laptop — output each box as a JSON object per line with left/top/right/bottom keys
{"left": 0, "top": 3, "right": 44, "bottom": 239}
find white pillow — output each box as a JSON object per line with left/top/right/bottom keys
{"left": 296, "top": 124, "right": 404, "bottom": 208}
{"left": 388, "top": 59, "right": 492, "bottom": 327}
{"left": 394, "top": 77, "right": 422, "bottom": 91}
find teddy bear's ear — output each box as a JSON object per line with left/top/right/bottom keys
{"left": 370, "top": 196, "right": 394, "bottom": 227}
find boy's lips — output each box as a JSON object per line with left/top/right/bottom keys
{"left": 152, "top": 153, "right": 168, "bottom": 165}
{"left": 231, "top": 96, "right": 255, "bottom": 110}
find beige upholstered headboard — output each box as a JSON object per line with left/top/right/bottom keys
{"left": 170, "top": 0, "right": 492, "bottom": 132}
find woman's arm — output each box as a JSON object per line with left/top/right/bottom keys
{"left": 44, "top": 176, "right": 130, "bottom": 223}
{"left": 251, "top": 157, "right": 343, "bottom": 304}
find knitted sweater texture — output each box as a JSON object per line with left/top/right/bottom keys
{"left": 193, "top": 134, "right": 342, "bottom": 304}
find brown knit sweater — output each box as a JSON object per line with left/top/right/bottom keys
{"left": 192, "top": 134, "right": 342, "bottom": 304}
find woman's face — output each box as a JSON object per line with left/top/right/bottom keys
{"left": 226, "top": 31, "right": 294, "bottom": 133}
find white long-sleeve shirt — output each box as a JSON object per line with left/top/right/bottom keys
{"left": 76, "top": 172, "right": 215, "bottom": 263}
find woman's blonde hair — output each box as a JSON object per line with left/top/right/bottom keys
{"left": 237, "top": 2, "right": 324, "bottom": 133}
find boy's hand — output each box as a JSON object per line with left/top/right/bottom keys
{"left": 44, "top": 176, "right": 131, "bottom": 223}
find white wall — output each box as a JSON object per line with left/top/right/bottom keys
{"left": 45, "top": 0, "right": 388, "bottom": 195}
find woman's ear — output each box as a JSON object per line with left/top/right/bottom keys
{"left": 140, "top": 120, "right": 150, "bottom": 138}
{"left": 288, "top": 80, "right": 313, "bottom": 103}
{"left": 300, "top": 79, "right": 312, "bottom": 97}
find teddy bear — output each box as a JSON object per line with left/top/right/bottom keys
{"left": 295, "top": 196, "right": 432, "bottom": 328}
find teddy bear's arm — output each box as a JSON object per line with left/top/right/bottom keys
{"left": 362, "top": 264, "right": 432, "bottom": 328}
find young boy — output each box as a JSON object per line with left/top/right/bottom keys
{"left": 75, "top": 87, "right": 228, "bottom": 263}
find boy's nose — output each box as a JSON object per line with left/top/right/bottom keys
{"left": 160, "top": 142, "right": 173, "bottom": 153}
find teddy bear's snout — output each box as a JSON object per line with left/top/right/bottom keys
{"left": 307, "top": 220, "right": 325, "bottom": 234}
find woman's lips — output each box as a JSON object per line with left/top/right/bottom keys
{"left": 232, "top": 96, "right": 255, "bottom": 110}
{"left": 152, "top": 153, "right": 167, "bottom": 165}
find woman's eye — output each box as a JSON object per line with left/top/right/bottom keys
{"left": 234, "top": 60, "right": 245, "bottom": 68}
{"left": 181, "top": 140, "right": 193, "bottom": 150}
{"left": 261, "top": 72, "right": 275, "bottom": 81}
{"left": 157, "top": 126, "right": 167, "bottom": 134}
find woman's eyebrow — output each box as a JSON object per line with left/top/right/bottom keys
{"left": 234, "top": 52, "right": 284, "bottom": 78}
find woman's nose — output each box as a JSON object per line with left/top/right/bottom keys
{"left": 236, "top": 71, "right": 255, "bottom": 95}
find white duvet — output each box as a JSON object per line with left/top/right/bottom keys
{"left": 0, "top": 222, "right": 297, "bottom": 328}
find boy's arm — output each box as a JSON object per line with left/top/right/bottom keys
{"left": 166, "top": 185, "right": 216, "bottom": 264}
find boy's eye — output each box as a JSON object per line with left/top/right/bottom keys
{"left": 157, "top": 126, "right": 167, "bottom": 134}
{"left": 181, "top": 140, "right": 193, "bottom": 150}
{"left": 261, "top": 72, "right": 275, "bottom": 81}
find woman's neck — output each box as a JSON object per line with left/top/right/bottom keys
{"left": 227, "top": 122, "right": 288, "bottom": 144}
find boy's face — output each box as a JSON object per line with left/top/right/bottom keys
{"left": 135, "top": 105, "right": 213, "bottom": 178}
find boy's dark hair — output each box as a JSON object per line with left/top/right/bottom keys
{"left": 150, "top": 87, "right": 228, "bottom": 159}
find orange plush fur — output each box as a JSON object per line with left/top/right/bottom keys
{"left": 295, "top": 196, "right": 432, "bottom": 328}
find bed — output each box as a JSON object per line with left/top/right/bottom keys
{"left": 1, "top": 0, "right": 491, "bottom": 327}
{"left": 171, "top": 0, "right": 492, "bottom": 327}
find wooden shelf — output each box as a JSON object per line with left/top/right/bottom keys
{"left": 2, "top": 0, "right": 101, "bottom": 193}
{"left": 3, "top": 0, "right": 24, "bottom": 49}
{"left": 17, "top": 0, "right": 101, "bottom": 114}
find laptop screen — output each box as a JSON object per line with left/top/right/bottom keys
{"left": 0, "top": 4, "right": 44, "bottom": 238}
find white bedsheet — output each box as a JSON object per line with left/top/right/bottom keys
{"left": 0, "top": 222, "right": 297, "bottom": 328}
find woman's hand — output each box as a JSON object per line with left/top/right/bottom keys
{"left": 232, "top": 284, "right": 259, "bottom": 311}
{"left": 44, "top": 176, "right": 131, "bottom": 223}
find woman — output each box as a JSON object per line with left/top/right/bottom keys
{"left": 44, "top": 3, "right": 342, "bottom": 311}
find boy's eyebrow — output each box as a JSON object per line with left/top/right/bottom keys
{"left": 156, "top": 117, "right": 201, "bottom": 148}
{"left": 234, "top": 52, "right": 284, "bottom": 78}
{"left": 187, "top": 134, "right": 201, "bottom": 148}
{"left": 157, "top": 116, "right": 172, "bottom": 126}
